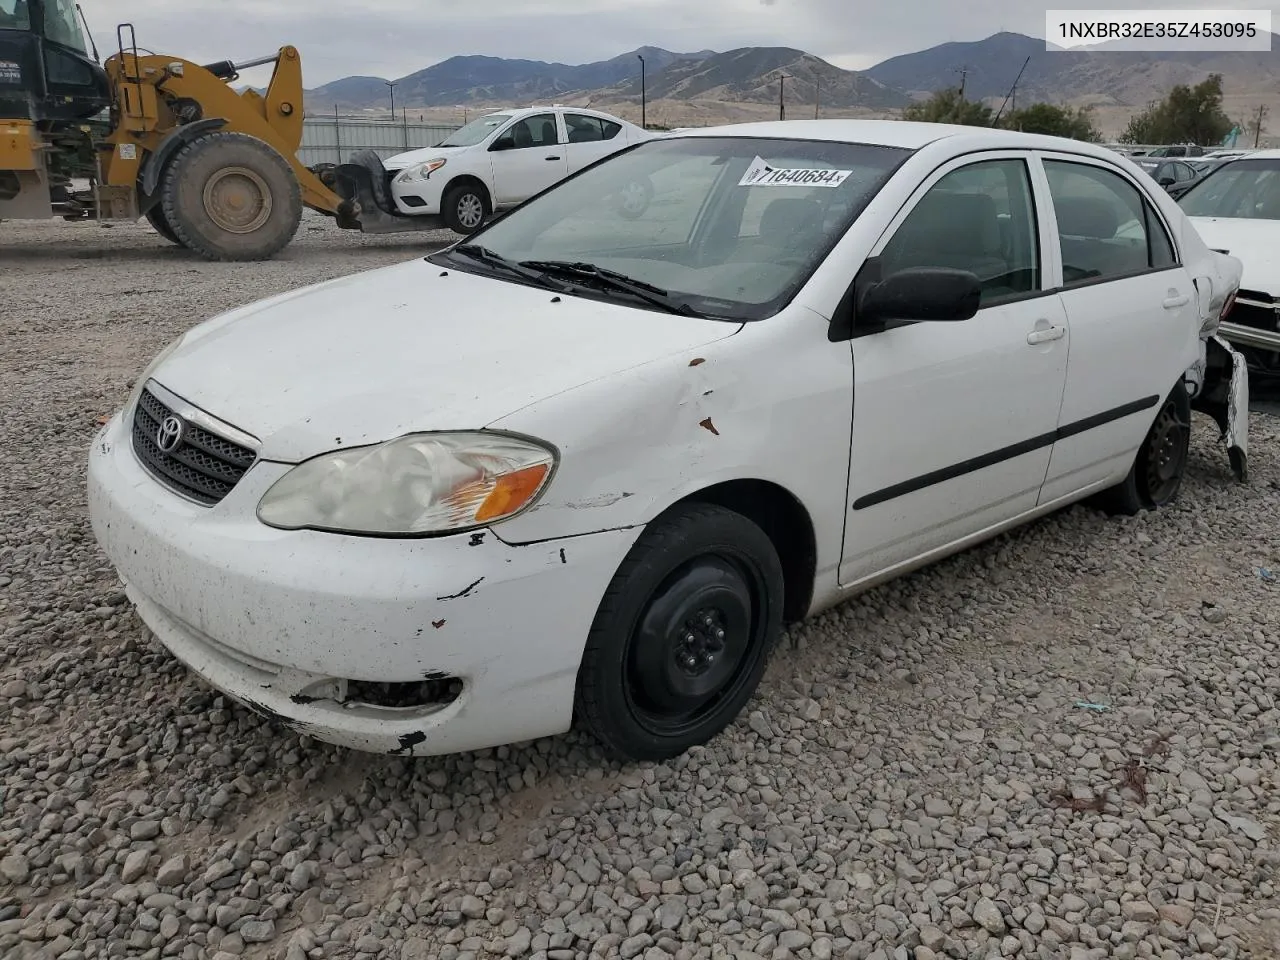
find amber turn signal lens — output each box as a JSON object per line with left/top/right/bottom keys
{"left": 475, "top": 464, "right": 550, "bottom": 522}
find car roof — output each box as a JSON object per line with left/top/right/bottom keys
{"left": 660, "top": 119, "right": 1133, "bottom": 162}
{"left": 482, "top": 105, "right": 631, "bottom": 122}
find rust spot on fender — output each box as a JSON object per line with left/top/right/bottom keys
{"left": 559, "top": 548, "right": 567, "bottom": 564}
{"left": 432, "top": 619, "right": 446, "bottom": 629}
{"left": 689, "top": 358, "right": 706, "bottom": 367}
{"left": 469, "top": 532, "right": 485, "bottom": 547}
{"left": 392, "top": 731, "right": 427, "bottom": 755}
{"left": 437, "top": 577, "right": 484, "bottom": 601}
{"left": 699, "top": 417, "right": 720, "bottom": 436}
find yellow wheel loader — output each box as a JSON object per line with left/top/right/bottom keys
{"left": 0, "top": 2, "right": 409, "bottom": 260}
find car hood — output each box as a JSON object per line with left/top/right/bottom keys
{"left": 1186, "top": 217, "right": 1280, "bottom": 294}
{"left": 383, "top": 144, "right": 470, "bottom": 171}
{"left": 149, "top": 258, "right": 741, "bottom": 463}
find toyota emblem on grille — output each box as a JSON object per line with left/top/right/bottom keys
{"left": 156, "top": 415, "right": 184, "bottom": 453}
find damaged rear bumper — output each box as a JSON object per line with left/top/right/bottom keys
{"left": 1187, "top": 334, "right": 1249, "bottom": 482}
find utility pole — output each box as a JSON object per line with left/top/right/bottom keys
{"left": 815, "top": 76, "right": 820, "bottom": 119}
{"left": 957, "top": 66, "right": 968, "bottom": 100}
{"left": 384, "top": 79, "right": 398, "bottom": 122}
{"left": 1255, "top": 104, "right": 1268, "bottom": 148}
{"left": 637, "top": 55, "right": 647, "bottom": 129}
{"left": 779, "top": 73, "right": 788, "bottom": 121}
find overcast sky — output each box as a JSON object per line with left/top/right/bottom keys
{"left": 96, "top": 0, "right": 1265, "bottom": 86}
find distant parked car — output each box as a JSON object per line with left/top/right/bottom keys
{"left": 372, "top": 106, "right": 651, "bottom": 234}
{"left": 1178, "top": 149, "right": 1280, "bottom": 386}
{"left": 1145, "top": 144, "right": 1205, "bottom": 158}
{"left": 1136, "top": 158, "right": 1200, "bottom": 194}
{"left": 87, "top": 120, "right": 1247, "bottom": 763}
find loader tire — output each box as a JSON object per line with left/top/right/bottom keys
{"left": 160, "top": 132, "right": 302, "bottom": 262}
{"left": 144, "top": 204, "right": 181, "bottom": 246}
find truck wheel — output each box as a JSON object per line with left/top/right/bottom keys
{"left": 160, "top": 132, "right": 302, "bottom": 261}
{"left": 442, "top": 183, "right": 487, "bottom": 234}
{"left": 144, "top": 205, "right": 181, "bottom": 246}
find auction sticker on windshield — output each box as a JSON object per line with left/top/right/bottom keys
{"left": 739, "top": 156, "right": 853, "bottom": 187}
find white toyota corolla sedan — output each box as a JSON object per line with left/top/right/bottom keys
{"left": 88, "top": 120, "right": 1248, "bottom": 763}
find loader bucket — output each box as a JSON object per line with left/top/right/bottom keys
{"left": 329, "top": 150, "right": 426, "bottom": 234}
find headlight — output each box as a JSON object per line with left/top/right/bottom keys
{"left": 256, "top": 431, "right": 556, "bottom": 536}
{"left": 395, "top": 158, "right": 447, "bottom": 183}
{"left": 126, "top": 332, "right": 187, "bottom": 413}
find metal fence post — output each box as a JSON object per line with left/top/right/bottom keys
{"left": 333, "top": 106, "right": 342, "bottom": 164}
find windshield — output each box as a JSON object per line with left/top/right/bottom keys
{"left": 1178, "top": 159, "right": 1280, "bottom": 219}
{"left": 43, "top": 0, "right": 86, "bottom": 52}
{"left": 440, "top": 136, "right": 910, "bottom": 320}
{"left": 438, "top": 113, "right": 513, "bottom": 148}
{"left": 0, "top": 0, "right": 30, "bottom": 29}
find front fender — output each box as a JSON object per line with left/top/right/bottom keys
{"left": 484, "top": 309, "right": 853, "bottom": 584}
{"left": 138, "top": 118, "right": 228, "bottom": 207}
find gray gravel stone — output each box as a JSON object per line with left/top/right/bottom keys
{"left": 3, "top": 219, "right": 1279, "bottom": 960}
{"left": 0, "top": 855, "right": 30, "bottom": 884}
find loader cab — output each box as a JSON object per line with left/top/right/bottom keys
{"left": 0, "top": 0, "right": 110, "bottom": 123}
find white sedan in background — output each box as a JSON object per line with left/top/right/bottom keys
{"left": 1178, "top": 149, "right": 1280, "bottom": 387}
{"left": 379, "top": 105, "right": 650, "bottom": 233}
{"left": 88, "top": 120, "right": 1247, "bottom": 763}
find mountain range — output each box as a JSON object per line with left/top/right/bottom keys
{"left": 302, "top": 31, "right": 1280, "bottom": 132}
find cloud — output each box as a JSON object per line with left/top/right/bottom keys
{"left": 100, "top": 0, "right": 1253, "bottom": 86}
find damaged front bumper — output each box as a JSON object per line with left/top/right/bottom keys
{"left": 1186, "top": 334, "right": 1249, "bottom": 482}
{"left": 86, "top": 411, "right": 640, "bottom": 756}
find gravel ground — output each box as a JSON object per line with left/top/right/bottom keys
{"left": 3, "top": 213, "right": 1280, "bottom": 960}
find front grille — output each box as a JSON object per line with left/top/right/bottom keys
{"left": 131, "top": 388, "right": 256, "bottom": 505}
{"left": 1237, "top": 289, "right": 1277, "bottom": 305}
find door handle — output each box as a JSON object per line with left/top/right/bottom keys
{"left": 1163, "top": 293, "right": 1191, "bottom": 309}
{"left": 545, "top": 155, "right": 561, "bottom": 161}
{"left": 1027, "top": 324, "right": 1066, "bottom": 345}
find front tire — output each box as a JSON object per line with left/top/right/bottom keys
{"left": 575, "top": 503, "right": 784, "bottom": 762}
{"left": 442, "top": 182, "right": 487, "bottom": 235}
{"left": 1092, "top": 381, "right": 1191, "bottom": 516}
{"left": 160, "top": 132, "right": 302, "bottom": 262}
{"left": 144, "top": 204, "right": 181, "bottom": 246}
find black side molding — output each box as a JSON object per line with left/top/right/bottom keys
{"left": 852, "top": 395, "right": 1161, "bottom": 511}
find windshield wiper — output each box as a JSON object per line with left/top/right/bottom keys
{"left": 519, "top": 259, "right": 703, "bottom": 316}
{"left": 452, "top": 244, "right": 568, "bottom": 291}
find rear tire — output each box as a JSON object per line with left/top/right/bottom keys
{"left": 442, "top": 182, "right": 487, "bottom": 235}
{"left": 574, "top": 503, "right": 784, "bottom": 762}
{"left": 1091, "top": 381, "right": 1191, "bottom": 516}
{"left": 160, "top": 132, "right": 302, "bottom": 262}
{"left": 144, "top": 204, "right": 181, "bottom": 246}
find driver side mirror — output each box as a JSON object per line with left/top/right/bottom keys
{"left": 491, "top": 135, "right": 515, "bottom": 151}
{"left": 829, "top": 262, "right": 981, "bottom": 342}
{"left": 859, "top": 266, "right": 981, "bottom": 326}
{"left": 1158, "top": 175, "right": 1176, "bottom": 187}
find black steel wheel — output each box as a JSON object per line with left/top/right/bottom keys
{"left": 1140, "top": 392, "right": 1190, "bottom": 506}
{"left": 576, "top": 503, "right": 784, "bottom": 762}
{"left": 1091, "top": 381, "right": 1190, "bottom": 516}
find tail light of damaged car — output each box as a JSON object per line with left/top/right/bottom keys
{"left": 87, "top": 123, "right": 1249, "bottom": 765}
